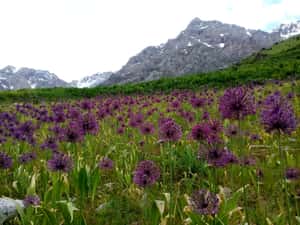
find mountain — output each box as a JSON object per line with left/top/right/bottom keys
{"left": 274, "top": 20, "right": 300, "bottom": 39}
{"left": 0, "top": 66, "right": 69, "bottom": 90}
{"left": 1, "top": 18, "right": 300, "bottom": 90}
{"left": 1, "top": 35, "right": 299, "bottom": 102}
{"left": 103, "top": 18, "right": 299, "bottom": 85}
{"left": 70, "top": 72, "right": 113, "bottom": 88}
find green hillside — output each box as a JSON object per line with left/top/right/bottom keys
{"left": 1, "top": 35, "right": 300, "bottom": 103}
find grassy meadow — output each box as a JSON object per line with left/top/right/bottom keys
{"left": 0, "top": 80, "right": 299, "bottom": 225}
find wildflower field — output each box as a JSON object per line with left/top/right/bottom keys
{"left": 0, "top": 80, "right": 300, "bottom": 225}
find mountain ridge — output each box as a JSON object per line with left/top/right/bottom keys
{"left": 1, "top": 18, "right": 300, "bottom": 90}
{"left": 102, "top": 17, "right": 288, "bottom": 85}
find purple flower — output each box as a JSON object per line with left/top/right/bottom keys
{"left": 170, "top": 100, "right": 181, "bottom": 109}
{"left": 202, "top": 111, "right": 210, "bottom": 120}
{"left": 14, "top": 121, "right": 36, "bottom": 144}
{"left": 190, "top": 97, "right": 206, "bottom": 108}
{"left": 159, "top": 120, "right": 182, "bottom": 142}
{"left": 190, "top": 189, "right": 219, "bottom": 215}
{"left": 117, "top": 126, "right": 125, "bottom": 134}
{"left": 240, "top": 156, "right": 256, "bottom": 166}
{"left": 80, "top": 99, "right": 94, "bottom": 110}
{"left": 63, "top": 121, "right": 84, "bottom": 142}
{"left": 191, "top": 120, "right": 222, "bottom": 144}
{"left": 99, "top": 157, "right": 114, "bottom": 170}
{"left": 219, "top": 87, "right": 256, "bottom": 120}
{"left": 225, "top": 124, "right": 238, "bottom": 137}
{"left": 287, "top": 92, "right": 294, "bottom": 100}
{"left": 191, "top": 124, "right": 209, "bottom": 141}
{"left": 80, "top": 113, "right": 99, "bottom": 135}
{"left": 67, "top": 107, "right": 81, "bottom": 119}
{"left": 285, "top": 168, "right": 300, "bottom": 180}
{"left": 47, "top": 152, "right": 73, "bottom": 173}
{"left": 0, "top": 152, "right": 13, "bottom": 169}
{"left": 41, "top": 136, "right": 58, "bottom": 151}
{"left": 24, "top": 195, "right": 40, "bottom": 207}
{"left": 133, "top": 160, "right": 160, "bottom": 187}
{"left": 261, "top": 92, "right": 297, "bottom": 134}
{"left": 19, "top": 152, "right": 37, "bottom": 164}
{"left": 129, "top": 113, "right": 144, "bottom": 128}
{"left": 140, "top": 122, "right": 155, "bottom": 135}
{"left": 250, "top": 134, "right": 261, "bottom": 141}
{"left": 198, "top": 146, "right": 238, "bottom": 167}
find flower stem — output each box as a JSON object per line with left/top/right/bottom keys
{"left": 278, "top": 132, "right": 292, "bottom": 224}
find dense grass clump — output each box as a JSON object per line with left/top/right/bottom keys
{"left": 0, "top": 80, "right": 299, "bottom": 224}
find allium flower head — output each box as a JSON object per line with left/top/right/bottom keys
{"left": 190, "top": 189, "right": 219, "bottom": 215}
{"left": 24, "top": 195, "right": 40, "bottom": 207}
{"left": 190, "top": 97, "right": 206, "bottom": 108}
{"left": 0, "top": 152, "right": 13, "bottom": 169}
{"left": 261, "top": 92, "right": 297, "bottom": 134}
{"left": 133, "top": 160, "right": 160, "bottom": 187}
{"left": 225, "top": 124, "right": 238, "bottom": 137}
{"left": 285, "top": 168, "right": 300, "bottom": 180}
{"left": 219, "top": 87, "right": 256, "bottom": 120}
{"left": 63, "top": 121, "right": 84, "bottom": 142}
{"left": 47, "top": 152, "right": 73, "bottom": 173}
{"left": 170, "top": 100, "right": 181, "bottom": 108}
{"left": 198, "top": 146, "right": 238, "bottom": 167}
{"left": 80, "top": 99, "right": 94, "bottom": 110}
{"left": 202, "top": 111, "right": 210, "bottom": 120}
{"left": 80, "top": 113, "right": 99, "bottom": 135}
{"left": 159, "top": 120, "right": 182, "bottom": 142}
{"left": 129, "top": 113, "right": 144, "bottom": 127}
{"left": 140, "top": 122, "right": 155, "bottom": 135}
{"left": 98, "top": 157, "right": 114, "bottom": 170}
{"left": 191, "top": 124, "right": 210, "bottom": 141}
{"left": 41, "top": 136, "right": 58, "bottom": 151}
{"left": 191, "top": 120, "right": 222, "bottom": 144}
{"left": 19, "top": 152, "right": 37, "bottom": 164}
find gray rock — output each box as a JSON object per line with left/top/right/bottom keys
{"left": 0, "top": 198, "right": 25, "bottom": 224}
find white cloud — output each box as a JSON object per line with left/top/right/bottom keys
{"left": 0, "top": 0, "right": 299, "bottom": 81}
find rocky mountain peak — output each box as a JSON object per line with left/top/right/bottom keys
{"left": 103, "top": 18, "right": 282, "bottom": 85}
{"left": 0, "top": 66, "right": 69, "bottom": 90}
{"left": 0, "top": 65, "right": 17, "bottom": 74}
{"left": 71, "top": 72, "right": 113, "bottom": 88}
{"left": 273, "top": 20, "right": 300, "bottom": 38}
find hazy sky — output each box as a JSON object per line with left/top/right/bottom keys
{"left": 0, "top": 0, "right": 299, "bottom": 81}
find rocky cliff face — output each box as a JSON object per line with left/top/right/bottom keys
{"left": 0, "top": 66, "right": 69, "bottom": 90}
{"left": 103, "top": 18, "right": 297, "bottom": 85}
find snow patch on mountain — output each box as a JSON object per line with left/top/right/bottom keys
{"left": 274, "top": 21, "right": 300, "bottom": 39}
{"left": 71, "top": 72, "right": 113, "bottom": 88}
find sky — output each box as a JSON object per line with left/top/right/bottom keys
{"left": 0, "top": 0, "right": 299, "bottom": 82}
